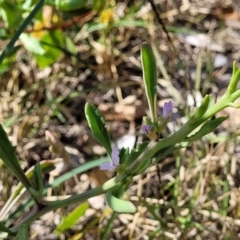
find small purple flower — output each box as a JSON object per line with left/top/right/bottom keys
{"left": 99, "top": 162, "right": 116, "bottom": 171}
{"left": 141, "top": 125, "right": 152, "bottom": 134}
{"left": 162, "top": 101, "right": 172, "bottom": 119}
{"left": 111, "top": 147, "right": 119, "bottom": 166}
{"left": 100, "top": 147, "right": 119, "bottom": 171}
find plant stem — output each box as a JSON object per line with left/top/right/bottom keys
{"left": 10, "top": 174, "right": 124, "bottom": 232}
{"left": 130, "top": 90, "right": 240, "bottom": 172}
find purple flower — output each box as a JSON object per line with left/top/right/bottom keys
{"left": 100, "top": 147, "right": 119, "bottom": 171}
{"left": 111, "top": 147, "right": 120, "bottom": 165}
{"left": 162, "top": 101, "right": 172, "bottom": 119}
{"left": 141, "top": 125, "right": 152, "bottom": 134}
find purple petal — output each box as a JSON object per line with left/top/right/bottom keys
{"left": 162, "top": 101, "right": 172, "bottom": 119}
{"left": 111, "top": 147, "right": 119, "bottom": 166}
{"left": 141, "top": 125, "right": 152, "bottom": 134}
{"left": 99, "top": 162, "right": 115, "bottom": 171}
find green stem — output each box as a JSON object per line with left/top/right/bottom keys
{"left": 131, "top": 90, "right": 240, "bottom": 172}
{"left": 0, "top": 0, "right": 45, "bottom": 64}
{"left": 101, "top": 212, "right": 118, "bottom": 239}
{"left": 130, "top": 121, "right": 193, "bottom": 172}
{"left": 11, "top": 175, "right": 124, "bottom": 232}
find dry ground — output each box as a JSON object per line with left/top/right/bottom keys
{"left": 1, "top": 0, "right": 240, "bottom": 239}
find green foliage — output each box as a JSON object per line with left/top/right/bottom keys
{"left": 0, "top": 160, "right": 55, "bottom": 223}
{"left": 0, "top": 124, "right": 32, "bottom": 191}
{"left": 54, "top": 0, "right": 87, "bottom": 11}
{"left": 19, "top": 33, "right": 46, "bottom": 55}
{"left": 50, "top": 156, "right": 110, "bottom": 188}
{"left": 0, "top": 0, "right": 45, "bottom": 64}
{"left": 35, "top": 30, "right": 64, "bottom": 68}
{"left": 133, "top": 158, "right": 152, "bottom": 175}
{"left": 106, "top": 189, "right": 136, "bottom": 213}
{"left": 123, "top": 141, "right": 149, "bottom": 167}
{"left": 141, "top": 42, "right": 158, "bottom": 122}
{"left": 0, "top": 157, "right": 109, "bottom": 229}
{"left": 0, "top": 0, "right": 23, "bottom": 29}
{"left": 2, "top": 1, "right": 240, "bottom": 237}
{"left": 33, "top": 163, "right": 44, "bottom": 192}
{"left": 15, "top": 224, "right": 28, "bottom": 240}
{"left": 65, "top": 36, "right": 77, "bottom": 64}
{"left": 93, "top": 0, "right": 105, "bottom": 11}
{"left": 227, "top": 61, "right": 240, "bottom": 94}
{"left": 85, "top": 103, "right": 112, "bottom": 155}
{"left": 0, "top": 0, "right": 90, "bottom": 68}
{"left": 55, "top": 202, "right": 89, "bottom": 235}
{"left": 186, "top": 116, "right": 228, "bottom": 142}
{"left": 191, "top": 95, "right": 210, "bottom": 121}
{"left": 0, "top": 221, "right": 14, "bottom": 234}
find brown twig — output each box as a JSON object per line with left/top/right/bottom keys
{"left": 25, "top": 10, "right": 96, "bottom": 33}
{"left": 147, "top": 0, "right": 177, "bottom": 57}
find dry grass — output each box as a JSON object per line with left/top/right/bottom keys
{"left": 1, "top": 0, "right": 240, "bottom": 239}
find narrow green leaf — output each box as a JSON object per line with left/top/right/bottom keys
{"left": 33, "top": 162, "right": 43, "bottom": 191}
{"left": 0, "top": 0, "right": 45, "bottom": 64}
{"left": 15, "top": 224, "right": 28, "bottom": 240}
{"left": 49, "top": 156, "right": 110, "bottom": 189}
{"left": 141, "top": 43, "right": 157, "bottom": 122}
{"left": 85, "top": 103, "right": 112, "bottom": 155}
{"left": 4, "top": 157, "right": 109, "bottom": 224}
{"left": 65, "top": 36, "right": 77, "bottom": 65}
{"left": 19, "top": 33, "right": 45, "bottom": 55}
{"left": 35, "top": 30, "right": 64, "bottom": 68}
{"left": 55, "top": 202, "right": 89, "bottom": 235}
{"left": 0, "top": 161, "right": 55, "bottom": 221}
{"left": 186, "top": 116, "right": 228, "bottom": 142}
{"left": 0, "top": 124, "right": 32, "bottom": 190}
{"left": 227, "top": 62, "right": 240, "bottom": 95}
{"left": 192, "top": 95, "right": 210, "bottom": 121}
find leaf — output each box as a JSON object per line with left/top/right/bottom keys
{"left": 4, "top": 157, "right": 109, "bottom": 223}
{"left": 93, "top": 0, "right": 105, "bottom": 11}
{"left": 119, "top": 147, "right": 130, "bottom": 165}
{"left": 0, "top": 160, "right": 55, "bottom": 221}
{"left": 49, "top": 156, "right": 110, "bottom": 189}
{"left": 0, "top": 124, "right": 32, "bottom": 190}
{"left": 15, "top": 224, "right": 28, "bottom": 240}
{"left": 55, "top": 202, "right": 89, "bottom": 235}
{"left": 227, "top": 62, "right": 240, "bottom": 95}
{"left": 33, "top": 162, "right": 43, "bottom": 191}
{"left": 124, "top": 141, "right": 149, "bottom": 167}
{"left": 85, "top": 103, "right": 112, "bottom": 155}
{"left": 191, "top": 95, "right": 210, "bottom": 121}
{"left": 141, "top": 43, "right": 158, "bottom": 122}
{"left": 35, "top": 30, "right": 64, "bottom": 68}
{"left": 106, "top": 189, "right": 136, "bottom": 213}
{"left": 186, "top": 116, "right": 228, "bottom": 142}
{"left": 65, "top": 36, "right": 77, "bottom": 65}
{"left": 19, "top": 33, "right": 45, "bottom": 55}
{"left": 0, "top": 0, "right": 23, "bottom": 29}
